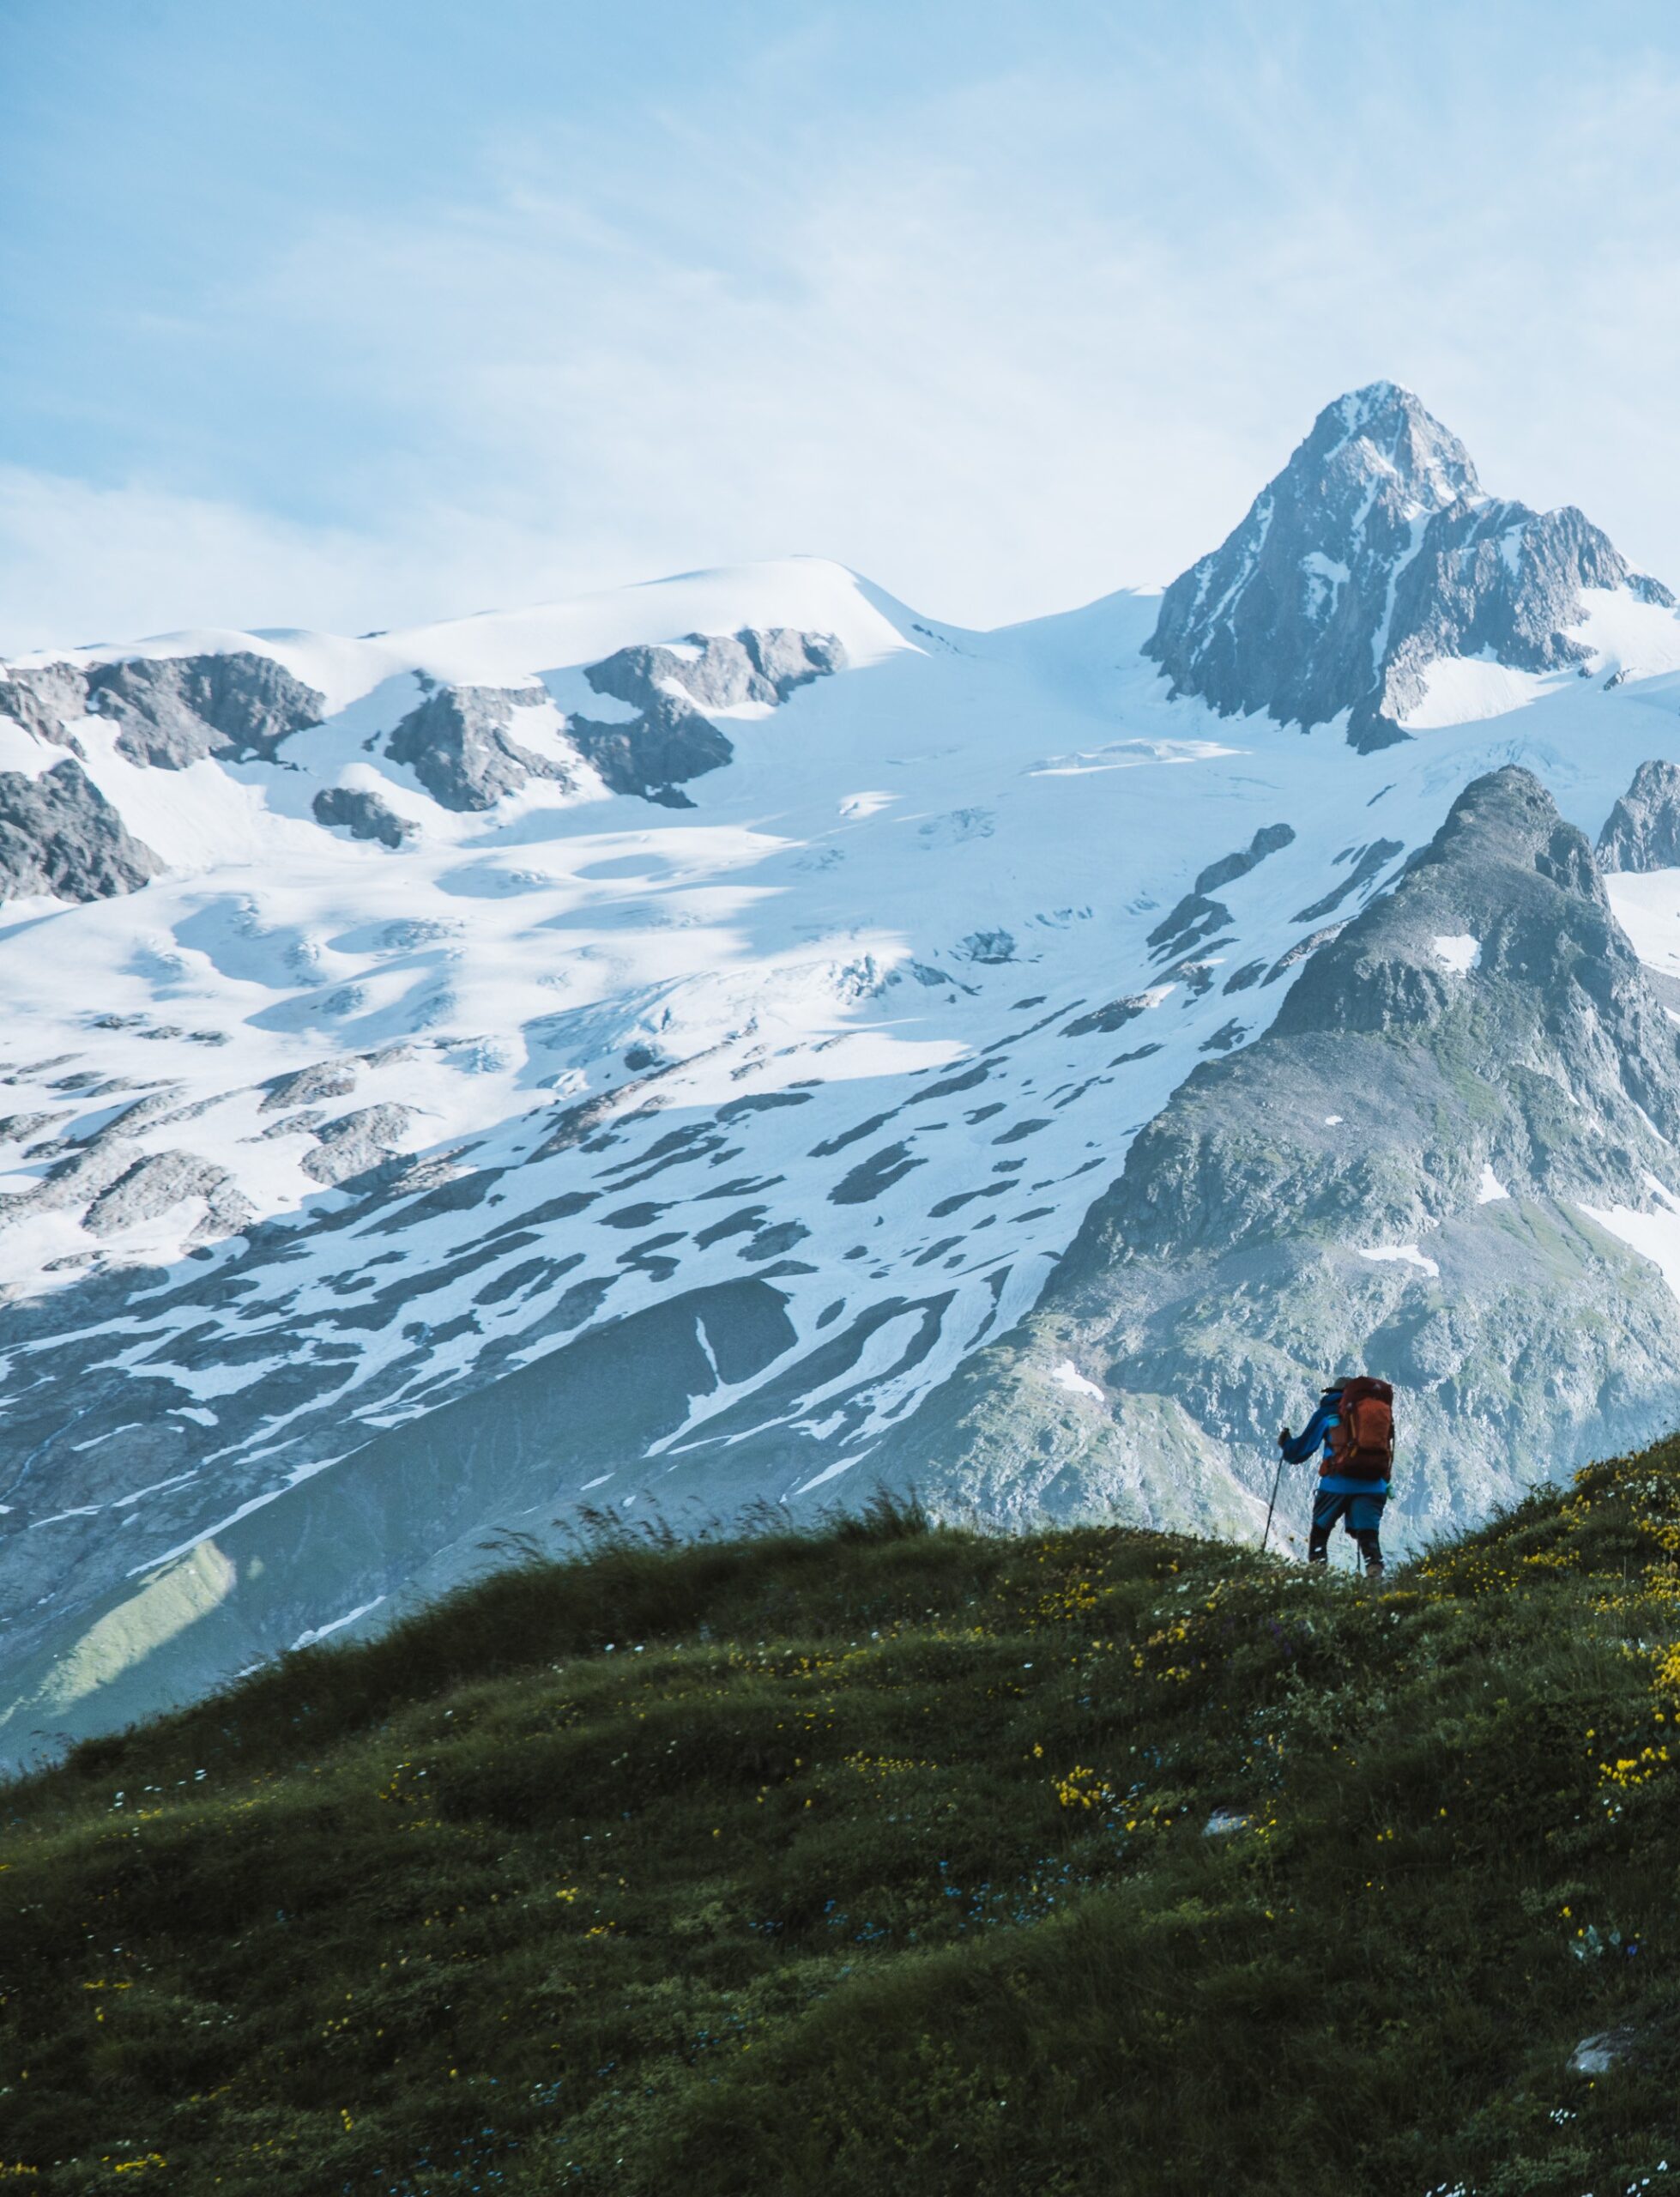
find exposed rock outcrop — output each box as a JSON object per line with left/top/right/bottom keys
{"left": 566, "top": 628, "right": 844, "bottom": 805}
{"left": 0, "top": 651, "right": 325, "bottom": 769}
{"left": 1147, "top": 822, "right": 1296, "bottom": 960}
{"left": 384, "top": 685, "right": 575, "bottom": 812}
{"left": 0, "top": 1089, "right": 191, "bottom": 1226}
{"left": 83, "top": 1151, "right": 254, "bottom": 1240}
{"left": 378, "top": 631, "right": 843, "bottom": 814}
{"left": 1597, "top": 759, "right": 1680, "bottom": 872}
{"left": 311, "top": 785, "right": 415, "bottom": 848}
{"left": 301, "top": 1103, "right": 416, "bottom": 1187}
{"left": 88, "top": 652, "right": 326, "bottom": 766}
{"left": 259, "top": 1060, "right": 358, "bottom": 1114}
{"left": 0, "top": 759, "right": 161, "bottom": 902}
{"left": 1145, "top": 384, "right": 1674, "bottom": 754}
{"left": 0, "top": 663, "right": 94, "bottom": 751}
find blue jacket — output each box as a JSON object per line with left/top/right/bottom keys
{"left": 1280, "top": 1389, "right": 1342, "bottom": 1466}
{"left": 1281, "top": 1388, "right": 1389, "bottom": 1497}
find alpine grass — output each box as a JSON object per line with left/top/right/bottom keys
{"left": 4, "top": 1458, "right": 1680, "bottom": 2194}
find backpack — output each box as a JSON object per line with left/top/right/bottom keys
{"left": 1329, "top": 1377, "right": 1394, "bottom": 1479}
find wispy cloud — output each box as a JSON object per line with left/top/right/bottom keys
{"left": 0, "top": 468, "right": 569, "bottom": 653}
{"left": 5, "top": 3, "right": 1680, "bottom": 651}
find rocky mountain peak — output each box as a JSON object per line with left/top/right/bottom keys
{"left": 1598, "top": 759, "right": 1680, "bottom": 873}
{"left": 892, "top": 764, "right": 1680, "bottom": 1543}
{"left": 1271, "top": 765, "right": 1643, "bottom": 1065}
{"left": 1145, "top": 385, "right": 1674, "bottom": 754}
{"left": 1307, "top": 379, "right": 1482, "bottom": 520}
{"left": 1098, "top": 762, "right": 1680, "bottom": 1262}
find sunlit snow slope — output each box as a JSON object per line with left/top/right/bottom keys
{"left": 9, "top": 386, "right": 1680, "bottom": 1764}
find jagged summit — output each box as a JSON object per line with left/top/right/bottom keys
{"left": 1145, "top": 384, "right": 1674, "bottom": 754}
{"left": 1308, "top": 380, "right": 1483, "bottom": 517}
{"left": 891, "top": 761, "right": 1680, "bottom": 1534}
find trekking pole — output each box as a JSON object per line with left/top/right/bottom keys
{"left": 1260, "top": 1442, "right": 1286, "bottom": 1554}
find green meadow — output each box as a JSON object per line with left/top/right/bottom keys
{"left": 4, "top": 1456, "right": 1680, "bottom": 2195}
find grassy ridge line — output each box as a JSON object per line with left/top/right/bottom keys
{"left": 3, "top": 1468, "right": 1680, "bottom": 2196}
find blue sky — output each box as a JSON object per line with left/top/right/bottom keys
{"left": 5, "top": 0, "right": 1680, "bottom": 650}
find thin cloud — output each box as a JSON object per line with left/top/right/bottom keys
{"left": 5, "top": 13, "right": 1680, "bottom": 649}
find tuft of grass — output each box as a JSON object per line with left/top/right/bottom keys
{"left": 4, "top": 1449, "right": 1680, "bottom": 2194}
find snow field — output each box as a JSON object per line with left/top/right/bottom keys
{"left": 7, "top": 554, "right": 1680, "bottom": 1577}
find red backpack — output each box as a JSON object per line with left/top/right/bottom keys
{"left": 1330, "top": 1377, "right": 1394, "bottom": 1479}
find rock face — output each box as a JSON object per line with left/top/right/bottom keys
{"left": 886, "top": 767, "right": 1680, "bottom": 1537}
{"left": 311, "top": 784, "right": 415, "bottom": 848}
{"left": 1145, "top": 383, "right": 1674, "bottom": 753}
{"left": 384, "top": 683, "right": 575, "bottom": 812}
{"left": 299, "top": 1103, "right": 415, "bottom": 1187}
{"left": 0, "top": 662, "right": 93, "bottom": 750}
{"left": 1597, "top": 759, "right": 1680, "bottom": 872}
{"left": 380, "top": 632, "right": 843, "bottom": 814}
{"left": 83, "top": 1151, "right": 254, "bottom": 1239}
{"left": 259, "top": 1061, "right": 358, "bottom": 1114}
{"left": 0, "top": 651, "right": 326, "bottom": 768}
{"left": 88, "top": 652, "right": 327, "bottom": 766}
{"left": 0, "top": 759, "right": 161, "bottom": 902}
{"left": 566, "top": 628, "right": 844, "bottom": 804}
{"left": 1146, "top": 822, "right": 1296, "bottom": 960}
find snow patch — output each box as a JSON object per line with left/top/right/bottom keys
{"left": 1357, "top": 1244, "right": 1440, "bottom": 1278}
{"left": 1569, "top": 587, "right": 1680, "bottom": 686}
{"left": 1605, "top": 871, "right": 1680, "bottom": 986}
{"left": 1477, "top": 1165, "right": 1509, "bottom": 1203}
{"left": 1401, "top": 654, "right": 1562, "bottom": 729}
{"left": 1432, "top": 933, "right": 1481, "bottom": 975}
{"left": 293, "top": 1596, "right": 384, "bottom": 1651}
{"left": 790, "top": 1456, "right": 859, "bottom": 1498}
{"left": 1049, "top": 1359, "right": 1105, "bottom": 1402}
{"left": 0, "top": 720, "right": 65, "bottom": 779}
{"left": 1027, "top": 737, "right": 1240, "bottom": 778}
{"left": 1580, "top": 1199, "right": 1680, "bottom": 1304}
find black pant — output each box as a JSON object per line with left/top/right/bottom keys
{"left": 1308, "top": 1487, "right": 1385, "bottom": 1570}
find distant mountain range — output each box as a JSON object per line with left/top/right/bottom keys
{"left": 6, "top": 382, "right": 1680, "bottom": 1765}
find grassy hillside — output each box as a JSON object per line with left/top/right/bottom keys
{"left": 4, "top": 1457, "right": 1680, "bottom": 2197}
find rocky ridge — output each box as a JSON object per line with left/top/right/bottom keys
{"left": 565, "top": 626, "right": 845, "bottom": 804}
{"left": 0, "top": 651, "right": 327, "bottom": 768}
{"left": 1598, "top": 758, "right": 1680, "bottom": 873}
{"left": 0, "top": 625, "right": 847, "bottom": 900}
{"left": 0, "top": 760, "right": 160, "bottom": 901}
{"left": 886, "top": 766, "right": 1680, "bottom": 1535}
{"left": 1145, "top": 382, "right": 1674, "bottom": 752}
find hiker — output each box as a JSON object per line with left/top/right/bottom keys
{"left": 1276, "top": 1376, "right": 1395, "bottom": 1577}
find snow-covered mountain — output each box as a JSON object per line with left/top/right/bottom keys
{"left": 7, "top": 383, "right": 1680, "bottom": 1765}
{"left": 1147, "top": 381, "right": 1675, "bottom": 750}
